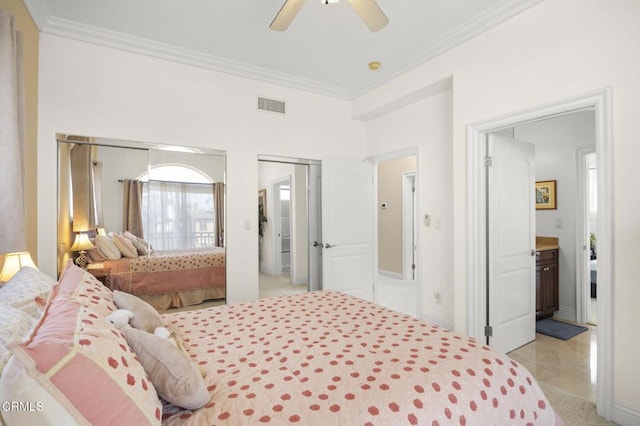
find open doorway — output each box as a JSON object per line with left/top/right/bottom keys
{"left": 467, "top": 89, "right": 614, "bottom": 418}
{"left": 258, "top": 157, "right": 321, "bottom": 299}
{"left": 372, "top": 152, "right": 419, "bottom": 318}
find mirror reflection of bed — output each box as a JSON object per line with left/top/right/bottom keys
{"left": 57, "top": 135, "right": 226, "bottom": 312}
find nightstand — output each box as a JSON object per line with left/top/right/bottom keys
{"left": 87, "top": 267, "right": 111, "bottom": 286}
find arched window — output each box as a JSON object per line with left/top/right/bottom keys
{"left": 139, "top": 165, "right": 218, "bottom": 250}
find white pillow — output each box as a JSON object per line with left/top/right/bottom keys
{"left": 0, "top": 266, "right": 55, "bottom": 319}
{"left": 113, "top": 234, "right": 138, "bottom": 258}
{"left": 95, "top": 235, "right": 122, "bottom": 260}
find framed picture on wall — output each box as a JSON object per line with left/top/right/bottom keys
{"left": 258, "top": 188, "right": 267, "bottom": 218}
{"left": 535, "top": 180, "right": 557, "bottom": 210}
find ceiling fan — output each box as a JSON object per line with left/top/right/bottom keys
{"left": 270, "top": 0, "right": 389, "bottom": 32}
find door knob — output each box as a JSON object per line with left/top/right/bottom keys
{"left": 312, "top": 241, "right": 322, "bottom": 247}
{"left": 324, "top": 243, "right": 335, "bottom": 249}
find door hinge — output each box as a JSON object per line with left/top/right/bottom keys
{"left": 484, "top": 325, "right": 493, "bottom": 337}
{"left": 484, "top": 156, "right": 493, "bottom": 167}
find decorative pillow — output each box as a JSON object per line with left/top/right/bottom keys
{"left": 122, "top": 231, "right": 149, "bottom": 255}
{"left": 113, "top": 291, "right": 164, "bottom": 333}
{"left": 95, "top": 235, "right": 122, "bottom": 260}
{"left": 0, "top": 297, "right": 162, "bottom": 425}
{"left": 57, "top": 260, "right": 117, "bottom": 316}
{"left": 0, "top": 266, "right": 55, "bottom": 319}
{"left": 0, "top": 306, "right": 36, "bottom": 373}
{"left": 113, "top": 234, "right": 138, "bottom": 258}
{"left": 124, "top": 327, "right": 209, "bottom": 410}
{"left": 87, "top": 246, "right": 107, "bottom": 262}
{"left": 122, "top": 230, "right": 139, "bottom": 241}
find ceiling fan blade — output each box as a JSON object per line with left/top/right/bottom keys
{"left": 347, "top": 0, "right": 389, "bottom": 32}
{"left": 270, "top": 0, "right": 306, "bottom": 31}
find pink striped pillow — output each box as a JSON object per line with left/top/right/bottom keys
{"left": 0, "top": 296, "right": 162, "bottom": 425}
{"left": 57, "top": 260, "right": 117, "bottom": 316}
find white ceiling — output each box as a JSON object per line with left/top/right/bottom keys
{"left": 24, "top": 0, "right": 541, "bottom": 99}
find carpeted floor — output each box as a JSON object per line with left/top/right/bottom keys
{"left": 538, "top": 382, "right": 615, "bottom": 425}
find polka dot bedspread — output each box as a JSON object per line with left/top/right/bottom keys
{"left": 161, "top": 291, "right": 560, "bottom": 425}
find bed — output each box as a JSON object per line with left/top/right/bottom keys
{"left": 99, "top": 247, "right": 226, "bottom": 311}
{"left": 0, "top": 263, "right": 562, "bottom": 425}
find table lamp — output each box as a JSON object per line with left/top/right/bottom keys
{"left": 70, "top": 232, "right": 96, "bottom": 269}
{"left": 0, "top": 251, "right": 37, "bottom": 282}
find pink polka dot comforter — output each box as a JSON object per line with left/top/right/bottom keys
{"left": 162, "top": 291, "right": 561, "bottom": 425}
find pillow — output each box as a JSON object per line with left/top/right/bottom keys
{"left": 0, "top": 297, "right": 162, "bottom": 425}
{"left": 0, "top": 306, "right": 36, "bottom": 373}
{"left": 122, "top": 230, "right": 139, "bottom": 241}
{"left": 57, "top": 260, "right": 117, "bottom": 316}
{"left": 87, "top": 247, "right": 107, "bottom": 262}
{"left": 113, "top": 233, "right": 138, "bottom": 258}
{"left": 124, "top": 327, "right": 209, "bottom": 410}
{"left": 113, "top": 291, "right": 164, "bottom": 333}
{"left": 0, "top": 266, "right": 55, "bottom": 319}
{"left": 122, "top": 231, "right": 149, "bottom": 255}
{"left": 95, "top": 235, "right": 122, "bottom": 260}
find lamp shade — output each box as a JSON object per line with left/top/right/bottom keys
{"left": 69, "top": 233, "right": 96, "bottom": 252}
{"left": 0, "top": 251, "right": 37, "bottom": 282}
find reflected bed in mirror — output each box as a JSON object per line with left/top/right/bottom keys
{"left": 57, "top": 134, "right": 227, "bottom": 311}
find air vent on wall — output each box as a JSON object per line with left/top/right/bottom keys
{"left": 258, "top": 97, "right": 286, "bottom": 114}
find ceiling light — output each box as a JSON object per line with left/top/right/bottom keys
{"left": 369, "top": 61, "right": 381, "bottom": 71}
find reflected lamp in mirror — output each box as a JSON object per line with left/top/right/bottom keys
{"left": 0, "top": 251, "right": 37, "bottom": 282}
{"left": 70, "top": 232, "right": 95, "bottom": 269}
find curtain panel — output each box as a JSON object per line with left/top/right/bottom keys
{"left": 213, "top": 183, "right": 225, "bottom": 247}
{"left": 0, "top": 10, "right": 26, "bottom": 253}
{"left": 122, "top": 179, "right": 144, "bottom": 238}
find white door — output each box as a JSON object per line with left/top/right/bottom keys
{"left": 321, "top": 159, "right": 374, "bottom": 301}
{"left": 308, "top": 164, "right": 322, "bottom": 292}
{"left": 488, "top": 134, "right": 536, "bottom": 353}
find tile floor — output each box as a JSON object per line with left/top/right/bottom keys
{"left": 508, "top": 322, "right": 597, "bottom": 402}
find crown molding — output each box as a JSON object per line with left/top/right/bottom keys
{"left": 30, "top": 0, "right": 540, "bottom": 100}
{"left": 349, "top": 0, "right": 543, "bottom": 99}
{"left": 41, "top": 17, "right": 351, "bottom": 99}
{"left": 22, "top": 0, "right": 51, "bottom": 31}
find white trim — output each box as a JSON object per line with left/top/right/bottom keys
{"left": 350, "top": 0, "right": 543, "bottom": 98}
{"left": 402, "top": 173, "right": 417, "bottom": 281}
{"left": 41, "top": 17, "right": 351, "bottom": 99}
{"left": 421, "top": 313, "right": 454, "bottom": 331}
{"left": 378, "top": 269, "right": 403, "bottom": 280}
{"left": 553, "top": 306, "right": 577, "bottom": 323}
{"left": 22, "top": 0, "right": 50, "bottom": 31}
{"left": 575, "top": 147, "right": 596, "bottom": 325}
{"left": 467, "top": 88, "right": 614, "bottom": 420}
{"left": 29, "top": 1, "right": 540, "bottom": 100}
{"left": 613, "top": 401, "right": 640, "bottom": 426}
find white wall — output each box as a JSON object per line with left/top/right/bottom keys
{"left": 354, "top": 0, "right": 640, "bottom": 420}
{"left": 96, "top": 144, "right": 149, "bottom": 234}
{"left": 37, "top": 34, "right": 365, "bottom": 304}
{"left": 365, "top": 89, "right": 454, "bottom": 328}
{"left": 514, "top": 110, "right": 596, "bottom": 322}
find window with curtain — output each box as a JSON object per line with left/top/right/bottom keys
{"left": 139, "top": 165, "right": 217, "bottom": 250}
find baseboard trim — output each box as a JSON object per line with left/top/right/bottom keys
{"left": 420, "top": 313, "right": 453, "bottom": 331}
{"left": 612, "top": 400, "right": 640, "bottom": 426}
{"left": 378, "top": 269, "right": 403, "bottom": 280}
{"left": 553, "top": 306, "right": 577, "bottom": 323}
